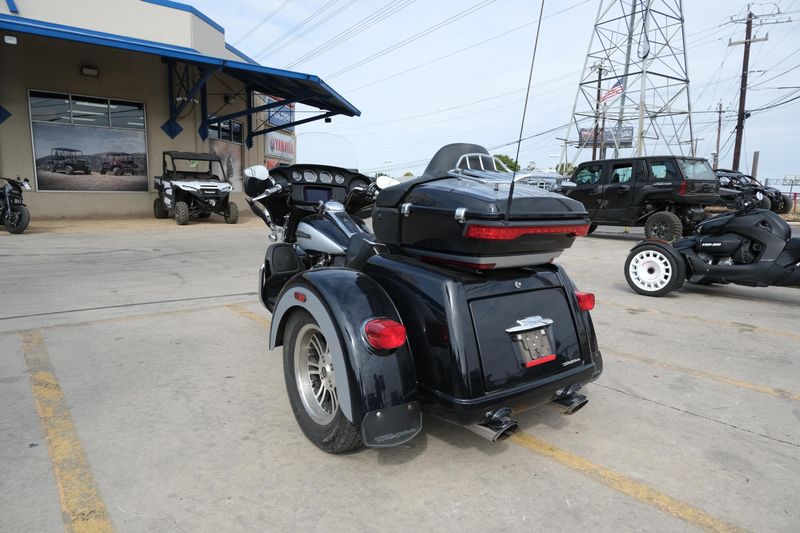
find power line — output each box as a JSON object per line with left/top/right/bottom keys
{"left": 285, "top": 0, "right": 416, "bottom": 69}
{"left": 252, "top": 0, "right": 339, "bottom": 61}
{"left": 258, "top": 0, "right": 361, "bottom": 61}
{"left": 326, "top": 0, "right": 497, "bottom": 79}
{"left": 232, "top": 0, "right": 293, "bottom": 47}
{"left": 343, "top": 0, "right": 592, "bottom": 93}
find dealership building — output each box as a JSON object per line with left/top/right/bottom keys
{"left": 0, "top": 0, "right": 359, "bottom": 217}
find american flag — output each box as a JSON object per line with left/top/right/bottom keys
{"left": 600, "top": 78, "right": 624, "bottom": 103}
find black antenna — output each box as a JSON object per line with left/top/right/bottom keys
{"left": 505, "top": 0, "right": 546, "bottom": 221}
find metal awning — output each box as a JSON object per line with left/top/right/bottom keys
{"left": 0, "top": 13, "right": 360, "bottom": 142}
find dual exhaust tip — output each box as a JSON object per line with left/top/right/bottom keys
{"left": 466, "top": 389, "right": 589, "bottom": 443}
{"left": 466, "top": 407, "right": 519, "bottom": 442}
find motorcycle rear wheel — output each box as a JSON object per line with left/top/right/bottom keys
{"left": 284, "top": 309, "right": 362, "bottom": 454}
{"left": 5, "top": 206, "right": 30, "bottom": 234}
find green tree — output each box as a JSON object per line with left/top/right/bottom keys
{"left": 493, "top": 154, "right": 520, "bottom": 172}
{"left": 403, "top": 171, "right": 414, "bottom": 177}
{"left": 556, "top": 162, "right": 575, "bottom": 176}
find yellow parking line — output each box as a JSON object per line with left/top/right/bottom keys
{"left": 604, "top": 301, "right": 800, "bottom": 342}
{"left": 20, "top": 331, "right": 113, "bottom": 533}
{"left": 607, "top": 348, "right": 800, "bottom": 402}
{"left": 225, "top": 304, "right": 271, "bottom": 328}
{"left": 510, "top": 433, "right": 747, "bottom": 533}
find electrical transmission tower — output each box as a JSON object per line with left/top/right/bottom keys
{"left": 561, "top": 0, "right": 694, "bottom": 167}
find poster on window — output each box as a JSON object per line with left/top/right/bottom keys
{"left": 32, "top": 122, "right": 148, "bottom": 192}
{"left": 209, "top": 139, "right": 243, "bottom": 192}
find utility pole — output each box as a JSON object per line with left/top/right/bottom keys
{"left": 713, "top": 102, "right": 722, "bottom": 169}
{"left": 729, "top": 8, "right": 772, "bottom": 170}
{"left": 592, "top": 64, "right": 604, "bottom": 160}
{"left": 731, "top": 10, "right": 753, "bottom": 171}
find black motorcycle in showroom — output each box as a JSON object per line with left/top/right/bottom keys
{"left": 244, "top": 143, "right": 603, "bottom": 453}
{"left": 625, "top": 191, "right": 800, "bottom": 296}
{"left": 1, "top": 176, "right": 31, "bottom": 234}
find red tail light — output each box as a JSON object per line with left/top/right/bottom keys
{"left": 364, "top": 319, "right": 407, "bottom": 350}
{"left": 678, "top": 179, "right": 687, "bottom": 196}
{"left": 575, "top": 291, "right": 595, "bottom": 311}
{"left": 465, "top": 224, "right": 590, "bottom": 240}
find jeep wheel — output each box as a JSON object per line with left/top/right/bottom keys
{"left": 624, "top": 244, "right": 684, "bottom": 297}
{"left": 113, "top": 167, "right": 122, "bottom": 176}
{"left": 284, "top": 309, "right": 362, "bottom": 454}
{"left": 174, "top": 201, "right": 190, "bottom": 225}
{"left": 153, "top": 198, "right": 169, "bottom": 219}
{"left": 225, "top": 202, "right": 239, "bottom": 224}
{"left": 758, "top": 195, "right": 772, "bottom": 211}
{"left": 776, "top": 193, "right": 792, "bottom": 215}
{"left": 644, "top": 211, "right": 683, "bottom": 242}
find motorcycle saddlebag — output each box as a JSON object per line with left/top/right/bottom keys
{"left": 373, "top": 147, "right": 589, "bottom": 269}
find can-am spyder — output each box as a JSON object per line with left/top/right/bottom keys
{"left": 625, "top": 190, "right": 800, "bottom": 296}
{"left": 1, "top": 176, "right": 31, "bottom": 234}
{"left": 245, "top": 144, "right": 603, "bottom": 453}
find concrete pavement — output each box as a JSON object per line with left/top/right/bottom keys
{"left": 1, "top": 219, "right": 798, "bottom": 532}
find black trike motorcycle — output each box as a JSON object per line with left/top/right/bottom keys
{"left": 625, "top": 190, "right": 800, "bottom": 296}
{"left": 1, "top": 176, "right": 31, "bottom": 234}
{"left": 245, "top": 144, "right": 603, "bottom": 453}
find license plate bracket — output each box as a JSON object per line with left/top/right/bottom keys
{"left": 506, "top": 316, "right": 556, "bottom": 368}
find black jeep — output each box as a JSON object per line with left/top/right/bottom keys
{"left": 565, "top": 156, "right": 720, "bottom": 241}
{"left": 48, "top": 147, "right": 91, "bottom": 175}
{"left": 100, "top": 152, "right": 138, "bottom": 176}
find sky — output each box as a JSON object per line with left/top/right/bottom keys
{"left": 188, "top": 0, "right": 800, "bottom": 182}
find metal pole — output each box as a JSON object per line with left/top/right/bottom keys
{"left": 614, "top": 0, "right": 638, "bottom": 158}
{"left": 751, "top": 150, "right": 759, "bottom": 179}
{"left": 636, "top": 2, "right": 651, "bottom": 157}
{"left": 680, "top": 0, "right": 694, "bottom": 157}
{"left": 600, "top": 108, "right": 607, "bottom": 159}
{"left": 593, "top": 65, "right": 602, "bottom": 160}
{"left": 732, "top": 11, "right": 753, "bottom": 171}
{"left": 713, "top": 102, "right": 722, "bottom": 169}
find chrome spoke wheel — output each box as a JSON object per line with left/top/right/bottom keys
{"left": 293, "top": 324, "right": 338, "bottom": 425}
{"left": 628, "top": 249, "right": 672, "bottom": 292}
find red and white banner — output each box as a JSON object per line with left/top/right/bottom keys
{"left": 266, "top": 131, "right": 295, "bottom": 161}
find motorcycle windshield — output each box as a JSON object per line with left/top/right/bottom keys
{"left": 294, "top": 132, "right": 358, "bottom": 171}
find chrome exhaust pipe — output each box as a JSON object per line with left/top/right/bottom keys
{"left": 552, "top": 393, "right": 588, "bottom": 415}
{"left": 466, "top": 407, "right": 519, "bottom": 442}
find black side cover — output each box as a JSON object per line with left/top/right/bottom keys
{"left": 262, "top": 243, "right": 301, "bottom": 312}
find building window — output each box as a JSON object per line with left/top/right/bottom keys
{"left": 208, "top": 116, "right": 243, "bottom": 144}
{"left": 29, "top": 90, "right": 144, "bottom": 130}
{"left": 29, "top": 91, "right": 70, "bottom": 123}
{"left": 110, "top": 100, "right": 145, "bottom": 129}
{"left": 28, "top": 90, "right": 149, "bottom": 193}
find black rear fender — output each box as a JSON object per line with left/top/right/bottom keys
{"left": 269, "top": 268, "right": 421, "bottom": 447}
